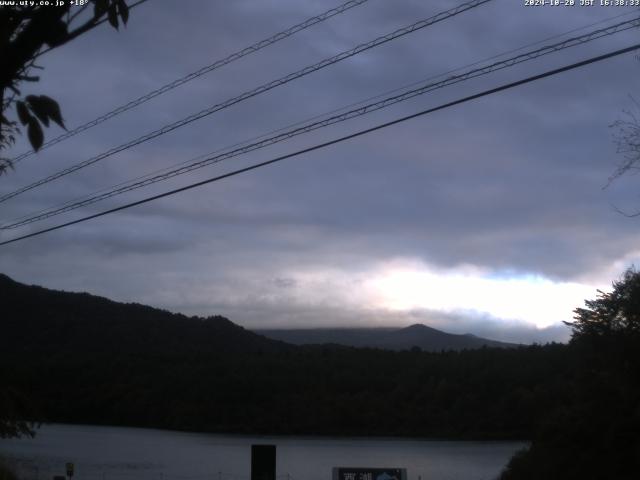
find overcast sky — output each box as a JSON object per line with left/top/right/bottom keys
{"left": 2, "top": 0, "right": 640, "bottom": 343}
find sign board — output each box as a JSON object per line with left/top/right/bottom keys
{"left": 65, "top": 463, "right": 74, "bottom": 478}
{"left": 332, "top": 468, "right": 407, "bottom": 480}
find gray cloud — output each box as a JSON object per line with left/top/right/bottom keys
{"left": 2, "top": 0, "right": 639, "bottom": 342}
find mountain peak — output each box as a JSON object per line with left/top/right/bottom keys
{"left": 257, "top": 324, "right": 517, "bottom": 351}
{"left": 403, "top": 323, "right": 438, "bottom": 332}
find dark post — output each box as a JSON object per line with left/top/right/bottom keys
{"left": 251, "top": 444, "right": 276, "bottom": 480}
{"left": 65, "top": 463, "right": 74, "bottom": 480}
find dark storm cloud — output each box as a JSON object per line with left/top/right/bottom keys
{"left": 2, "top": 0, "right": 640, "bottom": 342}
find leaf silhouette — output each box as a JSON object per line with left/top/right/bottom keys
{"left": 108, "top": 3, "right": 119, "bottom": 29}
{"left": 43, "top": 19, "right": 68, "bottom": 47}
{"left": 26, "top": 95, "right": 66, "bottom": 130}
{"left": 117, "top": 0, "right": 129, "bottom": 25}
{"left": 27, "top": 118, "right": 44, "bottom": 151}
{"left": 26, "top": 96, "right": 50, "bottom": 127}
{"left": 94, "top": 0, "right": 109, "bottom": 18}
{"left": 16, "top": 101, "right": 31, "bottom": 126}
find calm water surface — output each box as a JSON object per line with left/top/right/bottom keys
{"left": 0, "top": 424, "right": 526, "bottom": 480}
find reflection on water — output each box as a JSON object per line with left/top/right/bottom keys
{"left": 0, "top": 424, "right": 526, "bottom": 480}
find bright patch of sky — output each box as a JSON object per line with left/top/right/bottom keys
{"left": 365, "top": 260, "right": 604, "bottom": 328}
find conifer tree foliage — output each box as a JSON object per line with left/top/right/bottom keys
{"left": 501, "top": 268, "right": 640, "bottom": 480}
{"left": 569, "top": 267, "right": 640, "bottom": 339}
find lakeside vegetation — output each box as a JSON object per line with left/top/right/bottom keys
{"left": 1, "top": 269, "right": 639, "bottom": 478}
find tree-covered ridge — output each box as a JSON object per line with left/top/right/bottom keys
{"left": 1, "top": 272, "right": 564, "bottom": 439}
{"left": 1, "top": 271, "right": 639, "bottom": 479}
{"left": 0, "top": 273, "right": 285, "bottom": 355}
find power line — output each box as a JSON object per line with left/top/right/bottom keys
{"left": 4, "top": 15, "right": 638, "bottom": 229}
{"left": 0, "top": 0, "right": 493, "bottom": 204}
{"left": 10, "top": 7, "right": 634, "bottom": 229}
{"left": 11, "top": 0, "right": 371, "bottom": 163}
{"left": 2, "top": 42, "right": 638, "bottom": 247}
{"left": 5, "top": 15, "right": 637, "bottom": 227}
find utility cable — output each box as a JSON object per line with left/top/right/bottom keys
{"left": 0, "top": 0, "right": 492, "bottom": 204}
{"left": 11, "top": 6, "right": 634, "bottom": 228}
{"left": 11, "top": 0, "right": 371, "bottom": 163}
{"left": 4, "top": 15, "right": 638, "bottom": 229}
{"left": 1, "top": 42, "right": 638, "bottom": 247}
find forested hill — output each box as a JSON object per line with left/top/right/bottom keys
{"left": 0, "top": 272, "right": 569, "bottom": 439}
{"left": 3, "top": 271, "right": 639, "bottom": 478}
{"left": 1, "top": 273, "right": 513, "bottom": 354}
{"left": 256, "top": 324, "right": 517, "bottom": 351}
{"left": 0, "top": 273, "right": 286, "bottom": 355}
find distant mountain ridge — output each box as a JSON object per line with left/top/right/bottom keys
{"left": 255, "top": 324, "right": 518, "bottom": 351}
{"left": 1, "top": 273, "right": 515, "bottom": 352}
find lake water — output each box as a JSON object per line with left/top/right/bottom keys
{"left": 0, "top": 424, "right": 526, "bottom": 480}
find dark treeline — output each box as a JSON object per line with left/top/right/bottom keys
{"left": 6, "top": 342, "right": 574, "bottom": 439}
{"left": 0, "top": 273, "right": 566, "bottom": 438}
{"left": 1, "top": 272, "right": 639, "bottom": 478}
